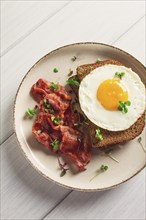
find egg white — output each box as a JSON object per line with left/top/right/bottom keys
{"left": 79, "top": 64, "right": 145, "bottom": 131}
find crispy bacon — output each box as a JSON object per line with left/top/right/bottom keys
{"left": 31, "top": 79, "right": 91, "bottom": 171}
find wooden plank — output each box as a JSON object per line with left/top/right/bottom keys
{"left": 44, "top": 170, "right": 145, "bottom": 220}
{"left": 1, "top": 0, "right": 145, "bottom": 143}
{"left": 1, "top": 134, "right": 70, "bottom": 220}
{"left": 115, "top": 16, "right": 145, "bottom": 65}
{"left": 1, "top": 0, "right": 69, "bottom": 55}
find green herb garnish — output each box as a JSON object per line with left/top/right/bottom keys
{"left": 95, "top": 128, "right": 103, "bottom": 141}
{"left": 66, "top": 76, "right": 80, "bottom": 87}
{"left": 71, "top": 56, "right": 77, "bottom": 61}
{"left": 118, "top": 100, "right": 131, "bottom": 113}
{"left": 37, "top": 130, "right": 42, "bottom": 134}
{"left": 137, "top": 137, "right": 146, "bottom": 152}
{"left": 50, "top": 82, "right": 59, "bottom": 91}
{"left": 90, "top": 164, "right": 109, "bottom": 182}
{"left": 100, "top": 164, "right": 109, "bottom": 172}
{"left": 51, "top": 139, "right": 59, "bottom": 151}
{"left": 51, "top": 115, "right": 61, "bottom": 125}
{"left": 53, "top": 68, "right": 58, "bottom": 73}
{"left": 25, "top": 108, "right": 36, "bottom": 118}
{"left": 114, "top": 72, "right": 125, "bottom": 79}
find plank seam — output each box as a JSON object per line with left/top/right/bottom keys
{"left": 0, "top": 133, "right": 14, "bottom": 146}
{"left": 111, "top": 15, "right": 145, "bottom": 45}
{"left": 42, "top": 190, "right": 73, "bottom": 220}
{"left": 1, "top": 1, "right": 71, "bottom": 57}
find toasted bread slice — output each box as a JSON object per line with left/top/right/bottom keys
{"left": 69, "top": 59, "right": 145, "bottom": 149}
{"left": 77, "top": 59, "right": 123, "bottom": 81}
{"left": 89, "top": 113, "right": 145, "bottom": 149}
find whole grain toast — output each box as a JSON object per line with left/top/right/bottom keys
{"left": 69, "top": 59, "right": 145, "bottom": 149}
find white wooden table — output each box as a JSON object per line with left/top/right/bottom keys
{"left": 1, "top": 1, "right": 145, "bottom": 219}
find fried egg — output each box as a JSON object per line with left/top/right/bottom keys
{"left": 79, "top": 64, "right": 145, "bottom": 131}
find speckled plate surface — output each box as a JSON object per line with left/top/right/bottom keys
{"left": 13, "top": 42, "right": 146, "bottom": 191}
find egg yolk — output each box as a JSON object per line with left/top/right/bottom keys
{"left": 97, "top": 79, "right": 128, "bottom": 110}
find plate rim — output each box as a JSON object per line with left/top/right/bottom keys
{"left": 13, "top": 42, "right": 146, "bottom": 192}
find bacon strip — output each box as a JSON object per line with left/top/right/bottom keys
{"left": 31, "top": 79, "right": 91, "bottom": 171}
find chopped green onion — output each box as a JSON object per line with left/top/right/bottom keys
{"left": 66, "top": 76, "right": 80, "bottom": 87}
{"left": 25, "top": 108, "right": 36, "bottom": 118}
{"left": 96, "top": 58, "right": 101, "bottom": 62}
{"left": 37, "top": 130, "right": 42, "bottom": 134}
{"left": 50, "top": 82, "right": 59, "bottom": 91}
{"left": 95, "top": 128, "right": 103, "bottom": 141}
{"left": 53, "top": 68, "right": 59, "bottom": 73}
{"left": 51, "top": 115, "right": 61, "bottom": 125}
{"left": 114, "top": 72, "right": 125, "bottom": 79}
{"left": 51, "top": 139, "right": 59, "bottom": 151}
{"left": 118, "top": 101, "right": 131, "bottom": 113}
{"left": 45, "top": 108, "right": 49, "bottom": 113}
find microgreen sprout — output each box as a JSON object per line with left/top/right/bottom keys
{"left": 137, "top": 137, "right": 146, "bottom": 153}
{"left": 50, "top": 82, "right": 59, "bottom": 91}
{"left": 66, "top": 76, "right": 80, "bottom": 87}
{"left": 114, "top": 72, "right": 125, "bottom": 79}
{"left": 90, "top": 164, "right": 109, "bottom": 182}
{"left": 25, "top": 108, "right": 36, "bottom": 118}
{"left": 95, "top": 128, "right": 103, "bottom": 141}
{"left": 51, "top": 139, "right": 60, "bottom": 151}
{"left": 118, "top": 101, "right": 131, "bottom": 113}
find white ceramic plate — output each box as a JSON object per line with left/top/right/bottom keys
{"left": 14, "top": 42, "right": 146, "bottom": 191}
